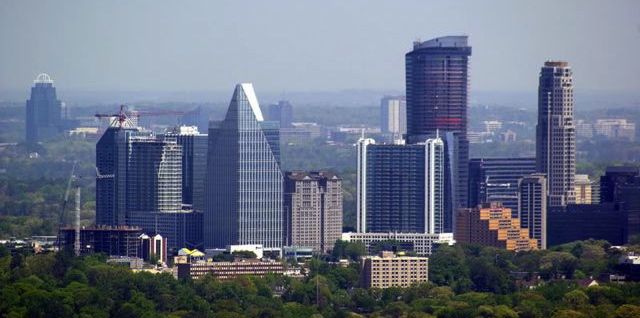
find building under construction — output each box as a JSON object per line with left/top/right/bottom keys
{"left": 59, "top": 225, "right": 142, "bottom": 257}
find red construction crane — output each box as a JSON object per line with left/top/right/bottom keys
{"left": 95, "top": 105, "right": 186, "bottom": 128}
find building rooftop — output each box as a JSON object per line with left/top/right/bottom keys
{"left": 413, "top": 35, "right": 468, "bottom": 49}
{"left": 285, "top": 170, "right": 340, "bottom": 181}
{"left": 544, "top": 61, "right": 569, "bottom": 67}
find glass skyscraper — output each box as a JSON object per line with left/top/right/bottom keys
{"left": 405, "top": 36, "right": 471, "bottom": 232}
{"left": 204, "top": 83, "right": 283, "bottom": 250}
{"left": 25, "top": 73, "right": 62, "bottom": 144}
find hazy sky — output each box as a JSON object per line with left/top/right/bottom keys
{"left": 1, "top": 0, "right": 639, "bottom": 94}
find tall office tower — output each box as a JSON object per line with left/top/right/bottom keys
{"left": 127, "top": 135, "right": 182, "bottom": 213}
{"left": 574, "top": 174, "right": 592, "bottom": 204}
{"left": 95, "top": 116, "right": 146, "bottom": 226}
{"left": 455, "top": 202, "right": 538, "bottom": 252}
{"left": 600, "top": 166, "right": 639, "bottom": 203}
{"left": 267, "top": 100, "right": 293, "bottom": 128}
{"left": 468, "top": 157, "right": 536, "bottom": 217}
{"left": 536, "top": 61, "right": 576, "bottom": 207}
{"left": 167, "top": 126, "right": 208, "bottom": 212}
{"left": 405, "top": 36, "right": 472, "bottom": 232}
{"left": 25, "top": 73, "right": 62, "bottom": 144}
{"left": 356, "top": 137, "right": 444, "bottom": 234}
{"left": 204, "top": 84, "right": 283, "bottom": 250}
{"left": 284, "top": 171, "right": 343, "bottom": 253}
{"left": 518, "top": 173, "right": 547, "bottom": 249}
{"left": 380, "top": 96, "right": 407, "bottom": 140}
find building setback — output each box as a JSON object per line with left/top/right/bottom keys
{"left": 518, "top": 173, "right": 547, "bottom": 249}
{"left": 284, "top": 171, "right": 343, "bottom": 253}
{"left": 25, "top": 73, "right": 62, "bottom": 144}
{"left": 356, "top": 137, "right": 444, "bottom": 234}
{"left": 405, "top": 36, "right": 472, "bottom": 232}
{"left": 204, "top": 83, "right": 283, "bottom": 251}
{"left": 455, "top": 202, "right": 538, "bottom": 252}
{"left": 468, "top": 157, "right": 536, "bottom": 217}
{"left": 536, "top": 61, "right": 576, "bottom": 207}
{"left": 361, "top": 251, "right": 429, "bottom": 289}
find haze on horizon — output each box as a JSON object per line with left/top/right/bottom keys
{"left": 1, "top": 0, "right": 639, "bottom": 96}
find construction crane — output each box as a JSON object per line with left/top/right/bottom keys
{"left": 95, "top": 104, "right": 186, "bottom": 128}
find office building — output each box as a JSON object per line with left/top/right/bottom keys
{"left": 575, "top": 120, "right": 594, "bottom": 139}
{"left": 267, "top": 100, "right": 293, "bottom": 128}
{"left": 547, "top": 204, "right": 627, "bottom": 246}
{"left": 536, "top": 61, "right": 576, "bottom": 207}
{"left": 455, "top": 202, "right": 538, "bottom": 252}
{"left": 167, "top": 126, "right": 208, "bottom": 212}
{"left": 574, "top": 174, "right": 592, "bottom": 204}
{"left": 204, "top": 84, "right": 283, "bottom": 251}
{"left": 361, "top": 251, "right": 429, "bottom": 289}
{"left": 468, "top": 157, "right": 536, "bottom": 217}
{"left": 380, "top": 96, "right": 406, "bottom": 141}
{"left": 128, "top": 211, "right": 203, "bottom": 252}
{"left": 25, "top": 73, "right": 62, "bottom": 144}
{"left": 518, "top": 174, "right": 547, "bottom": 249}
{"left": 594, "top": 119, "right": 635, "bottom": 142}
{"left": 59, "top": 225, "right": 142, "bottom": 257}
{"left": 341, "top": 232, "right": 454, "bottom": 256}
{"left": 600, "top": 166, "right": 639, "bottom": 203}
{"left": 405, "top": 36, "right": 472, "bottom": 231}
{"left": 284, "top": 171, "right": 343, "bottom": 253}
{"left": 356, "top": 137, "right": 444, "bottom": 234}
{"left": 177, "top": 259, "right": 285, "bottom": 280}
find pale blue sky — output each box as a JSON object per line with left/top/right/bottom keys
{"left": 1, "top": 0, "right": 639, "bottom": 93}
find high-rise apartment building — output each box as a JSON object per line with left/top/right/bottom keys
{"left": 356, "top": 137, "right": 444, "bottom": 234}
{"left": 455, "top": 202, "right": 538, "bottom": 252}
{"left": 468, "top": 157, "right": 536, "bottom": 217}
{"left": 536, "top": 61, "right": 576, "bottom": 207}
{"left": 405, "top": 36, "right": 472, "bottom": 231}
{"left": 167, "top": 126, "right": 208, "bottom": 212}
{"left": 284, "top": 171, "right": 343, "bottom": 253}
{"left": 26, "top": 73, "right": 62, "bottom": 144}
{"left": 204, "top": 84, "right": 283, "bottom": 251}
{"left": 267, "top": 100, "right": 293, "bottom": 128}
{"left": 380, "top": 96, "right": 406, "bottom": 140}
{"left": 574, "top": 174, "right": 592, "bottom": 204}
{"left": 518, "top": 173, "right": 547, "bottom": 249}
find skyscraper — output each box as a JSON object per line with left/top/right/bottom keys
{"left": 356, "top": 137, "right": 444, "bottom": 234}
{"left": 267, "top": 100, "right": 293, "bottom": 128}
{"left": 468, "top": 157, "right": 537, "bottom": 217}
{"left": 405, "top": 36, "right": 472, "bottom": 231}
{"left": 284, "top": 171, "right": 343, "bottom": 253}
{"left": 518, "top": 173, "right": 547, "bottom": 249}
{"left": 536, "top": 61, "right": 576, "bottom": 207}
{"left": 204, "top": 83, "right": 283, "bottom": 250}
{"left": 380, "top": 96, "right": 406, "bottom": 141}
{"left": 167, "top": 126, "right": 208, "bottom": 212}
{"left": 25, "top": 73, "right": 62, "bottom": 144}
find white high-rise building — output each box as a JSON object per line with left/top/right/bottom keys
{"left": 380, "top": 96, "right": 406, "bottom": 141}
{"left": 356, "top": 137, "right": 375, "bottom": 233}
{"left": 425, "top": 137, "right": 444, "bottom": 234}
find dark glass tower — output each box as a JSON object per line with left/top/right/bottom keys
{"left": 167, "top": 126, "right": 208, "bottom": 212}
{"left": 405, "top": 36, "right": 471, "bottom": 232}
{"left": 267, "top": 100, "right": 293, "bottom": 128}
{"left": 25, "top": 73, "right": 62, "bottom": 144}
{"left": 204, "top": 83, "right": 284, "bottom": 250}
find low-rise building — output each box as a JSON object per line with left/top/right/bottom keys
{"left": 176, "top": 259, "right": 285, "bottom": 280}
{"left": 341, "top": 232, "right": 454, "bottom": 256}
{"left": 360, "top": 251, "right": 429, "bottom": 289}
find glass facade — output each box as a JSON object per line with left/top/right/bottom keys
{"left": 25, "top": 74, "right": 62, "bottom": 144}
{"left": 205, "top": 84, "right": 283, "bottom": 250}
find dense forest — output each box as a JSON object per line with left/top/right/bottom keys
{"left": 2, "top": 240, "right": 640, "bottom": 317}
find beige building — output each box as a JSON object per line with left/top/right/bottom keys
{"left": 284, "top": 171, "right": 343, "bottom": 253}
{"left": 574, "top": 174, "right": 592, "bottom": 204}
{"left": 361, "top": 251, "right": 429, "bottom": 289}
{"left": 176, "top": 259, "right": 285, "bottom": 280}
{"left": 456, "top": 202, "right": 538, "bottom": 252}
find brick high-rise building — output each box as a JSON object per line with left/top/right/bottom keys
{"left": 536, "top": 61, "right": 576, "bottom": 207}
{"left": 284, "top": 171, "right": 343, "bottom": 253}
{"left": 405, "top": 36, "right": 472, "bottom": 231}
{"left": 455, "top": 202, "right": 537, "bottom": 252}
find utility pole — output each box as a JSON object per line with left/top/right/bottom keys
{"left": 74, "top": 186, "right": 81, "bottom": 257}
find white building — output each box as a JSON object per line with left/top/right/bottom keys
{"left": 341, "top": 232, "right": 454, "bottom": 256}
